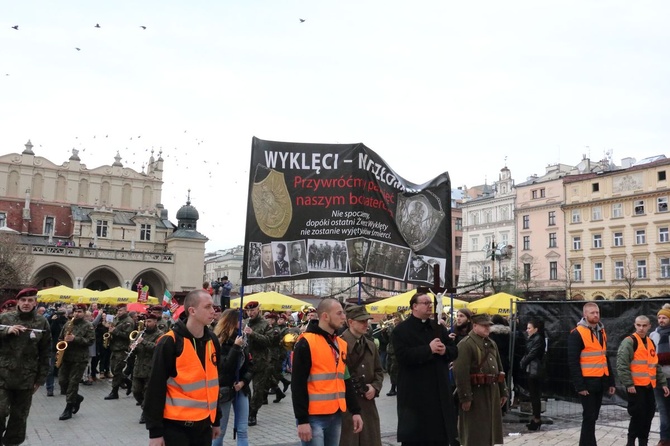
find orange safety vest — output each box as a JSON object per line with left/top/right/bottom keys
{"left": 575, "top": 325, "right": 609, "bottom": 377}
{"left": 630, "top": 333, "right": 658, "bottom": 387}
{"left": 162, "top": 331, "right": 219, "bottom": 423}
{"left": 302, "top": 332, "right": 348, "bottom": 415}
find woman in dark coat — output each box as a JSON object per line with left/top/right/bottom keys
{"left": 391, "top": 293, "right": 459, "bottom": 446}
{"left": 213, "top": 309, "right": 253, "bottom": 446}
{"left": 519, "top": 319, "right": 545, "bottom": 431}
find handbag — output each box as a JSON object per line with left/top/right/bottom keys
{"left": 219, "top": 386, "right": 235, "bottom": 403}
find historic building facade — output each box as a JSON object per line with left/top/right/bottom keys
{"left": 0, "top": 140, "right": 207, "bottom": 296}
{"left": 563, "top": 156, "right": 670, "bottom": 300}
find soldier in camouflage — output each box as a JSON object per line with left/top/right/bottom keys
{"left": 0, "top": 288, "right": 51, "bottom": 445}
{"left": 131, "top": 313, "right": 162, "bottom": 424}
{"left": 268, "top": 312, "right": 291, "bottom": 402}
{"left": 58, "top": 303, "right": 95, "bottom": 420}
{"left": 104, "top": 303, "right": 135, "bottom": 400}
{"left": 385, "top": 320, "right": 398, "bottom": 396}
{"left": 149, "top": 305, "right": 170, "bottom": 333}
{"left": 243, "top": 301, "right": 273, "bottom": 426}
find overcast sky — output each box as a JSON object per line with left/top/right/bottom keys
{"left": 3, "top": 1, "right": 669, "bottom": 251}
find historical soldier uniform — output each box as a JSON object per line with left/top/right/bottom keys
{"left": 453, "top": 314, "right": 508, "bottom": 446}
{"left": 132, "top": 313, "right": 162, "bottom": 424}
{"left": 0, "top": 288, "right": 51, "bottom": 444}
{"left": 339, "top": 306, "right": 384, "bottom": 446}
{"left": 243, "top": 301, "right": 273, "bottom": 426}
{"left": 58, "top": 303, "right": 95, "bottom": 420}
{"left": 105, "top": 304, "right": 135, "bottom": 400}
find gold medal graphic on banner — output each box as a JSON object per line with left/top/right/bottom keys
{"left": 251, "top": 166, "right": 292, "bottom": 237}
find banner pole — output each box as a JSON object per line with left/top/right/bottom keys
{"left": 357, "top": 276, "right": 362, "bottom": 305}
{"left": 237, "top": 286, "right": 245, "bottom": 337}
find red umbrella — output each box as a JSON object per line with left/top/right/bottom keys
{"left": 127, "top": 302, "right": 148, "bottom": 313}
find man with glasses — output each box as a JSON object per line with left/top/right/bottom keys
{"left": 339, "top": 305, "right": 384, "bottom": 446}
{"left": 57, "top": 303, "right": 95, "bottom": 420}
{"left": 0, "top": 288, "right": 51, "bottom": 444}
{"left": 391, "top": 291, "right": 459, "bottom": 446}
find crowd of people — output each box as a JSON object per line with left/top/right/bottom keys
{"left": 5, "top": 288, "right": 670, "bottom": 446}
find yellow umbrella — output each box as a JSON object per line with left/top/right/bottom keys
{"left": 468, "top": 292, "right": 525, "bottom": 316}
{"left": 230, "top": 291, "right": 310, "bottom": 312}
{"left": 95, "top": 287, "right": 159, "bottom": 305}
{"left": 366, "top": 290, "right": 468, "bottom": 314}
{"left": 37, "top": 285, "right": 86, "bottom": 304}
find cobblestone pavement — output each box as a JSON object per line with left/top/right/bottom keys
{"left": 21, "top": 376, "right": 663, "bottom": 445}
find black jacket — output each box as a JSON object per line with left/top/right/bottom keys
{"left": 218, "top": 337, "right": 252, "bottom": 396}
{"left": 291, "top": 320, "right": 361, "bottom": 424}
{"left": 144, "top": 316, "right": 222, "bottom": 439}
{"left": 520, "top": 332, "right": 545, "bottom": 374}
{"left": 567, "top": 320, "right": 615, "bottom": 393}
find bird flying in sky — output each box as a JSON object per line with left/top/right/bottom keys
{"left": 95, "top": 23, "right": 101, "bottom": 28}
{"left": 11, "top": 25, "right": 19, "bottom": 30}
{"left": 299, "top": 19, "right": 305, "bottom": 23}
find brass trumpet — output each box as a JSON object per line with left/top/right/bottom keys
{"left": 282, "top": 332, "right": 299, "bottom": 351}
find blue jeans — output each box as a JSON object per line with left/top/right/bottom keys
{"left": 45, "top": 353, "right": 56, "bottom": 393}
{"left": 300, "top": 413, "right": 342, "bottom": 446}
{"left": 212, "top": 392, "right": 249, "bottom": 446}
{"left": 655, "top": 386, "right": 670, "bottom": 440}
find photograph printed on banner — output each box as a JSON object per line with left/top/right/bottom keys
{"left": 307, "top": 239, "right": 348, "bottom": 272}
{"left": 425, "top": 256, "right": 447, "bottom": 287}
{"left": 346, "top": 237, "right": 370, "bottom": 274}
{"left": 288, "top": 240, "right": 309, "bottom": 276}
{"left": 366, "top": 240, "right": 411, "bottom": 280}
{"left": 260, "top": 243, "right": 275, "bottom": 278}
{"left": 247, "top": 242, "right": 262, "bottom": 279}
{"left": 271, "top": 241, "right": 291, "bottom": 276}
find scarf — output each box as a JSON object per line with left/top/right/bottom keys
{"left": 656, "top": 325, "right": 670, "bottom": 366}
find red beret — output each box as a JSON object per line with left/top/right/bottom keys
{"left": 264, "top": 312, "right": 278, "bottom": 320}
{"left": 16, "top": 288, "right": 38, "bottom": 299}
{"left": 244, "top": 301, "right": 259, "bottom": 310}
{"left": 2, "top": 299, "right": 17, "bottom": 309}
{"left": 149, "top": 305, "right": 164, "bottom": 312}
{"left": 74, "top": 303, "right": 87, "bottom": 310}
{"left": 145, "top": 313, "right": 160, "bottom": 320}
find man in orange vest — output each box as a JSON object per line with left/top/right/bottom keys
{"left": 291, "top": 298, "right": 362, "bottom": 446}
{"left": 144, "top": 289, "right": 222, "bottom": 446}
{"left": 567, "top": 302, "right": 616, "bottom": 446}
{"left": 616, "top": 315, "right": 669, "bottom": 446}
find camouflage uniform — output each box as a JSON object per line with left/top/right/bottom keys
{"left": 385, "top": 325, "right": 398, "bottom": 394}
{"left": 247, "top": 314, "right": 273, "bottom": 419}
{"left": 270, "top": 323, "right": 290, "bottom": 396}
{"left": 131, "top": 326, "right": 162, "bottom": 407}
{"left": 0, "top": 310, "right": 51, "bottom": 445}
{"left": 58, "top": 318, "right": 95, "bottom": 407}
{"left": 108, "top": 313, "right": 134, "bottom": 391}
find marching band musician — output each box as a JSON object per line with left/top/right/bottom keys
{"left": 57, "top": 303, "right": 95, "bottom": 420}
{"left": 339, "top": 305, "right": 384, "bottom": 446}
{"left": 104, "top": 303, "right": 135, "bottom": 401}
{"left": 132, "top": 312, "right": 162, "bottom": 424}
{"left": 0, "top": 288, "right": 51, "bottom": 444}
{"left": 243, "top": 301, "right": 274, "bottom": 427}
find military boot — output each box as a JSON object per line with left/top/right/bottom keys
{"left": 248, "top": 410, "right": 258, "bottom": 426}
{"left": 58, "top": 403, "right": 73, "bottom": 421}
{"left": 104, "top": 387, "right": 119, "bottom": 400}
{"left": 139, "top": 413, "right": 146, "bottom": 424}
{"left": 72, "top": 394, "right": 84, "bottom": 414}
{"left": 281, "top": 377, "right": 291, "bottom": 393}
{"left": 273, "top": 388, "right": 286, "bottom": 403}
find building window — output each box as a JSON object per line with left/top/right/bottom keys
{"left": 523, "top": 263, "right": 531, "bottom": 281}
{"left": 455, "top": 218, "right": 462, "bottom": 231}
{"left": 549, "top": 233, "right": 557, "bottom": 248}
{"left": 455, "top": 256, "right": 461, "bottom": 270}
{"left": 612, "top": 203, "right": 623, "bottom": 218}
{"left": 593, "top": 234, "right": 602, "bottom": 249}
{"left": 658, "top": 197, "right": 668, "bottom": 213}
{"left": 531, "top": 188, "right": 546, "bottom": 199}
{"left": 470, "top": 268, "right": 477, "bottom": 282}
{"left": 660, "top": 227, "right": 670, "bottom": 243}
{"left": 0, "top": 212, "right": 5, "bottom": 228}
{"left": 636, "top": 229, "right": 646, "bottom": 245}
{"left": 572, "top": 236, "right": 581, "bottom": 250}
{"left": 455, "top": 237, "right": 462, "bottom": 250}
{"left": 471, "top": 237, "right": 478, "bottom": 252}
{"left": 44, "top": 216, "right": 55, "bottom": 235}
{"left": 573, "top": 263, "right": 582, "bottom": 281}
{"left": 522, "top": 215, "right": 529, "bottom": 229}
{"left": 501, "top": 233, "right": 509, "bottom": 246}
{"left": 613, "top": 232, "right": 624, "bottom": 247}
{"left": 140, "top": 224, "right": 151, "bottom": 241}
{"left": 637, "top": 259, "right": 647, "bottom": 278}
{"left": 614, "top": 261, "right": 624, "bottom": 280}
{"left": 470, "top": 212, "right": 479, "bottom": 226}
{"left": 523, "top": 236, "right": 530, "bottom": 250}
{"left": 549, "top": 261, "right": 558, "bottom": 280}
{"left": 592, "top": 206, "right": 602, "bottom": 221}
{"left": 660, "top": 171, "right": 667, "bottom": 181}
{"left": 484, "top": 210, "right": 492, "bottom": 223}
{"left": 634, "top": 200, "right": 645, "bottom": 215}
{"left": 96, "top": 220, "right": 109, "bottom": 238}
{"left": 572, "top": 209, "right": 581, "bottom": 223}
{"left": 662, "top": 258, "right": 670, "bottom": 278}
{"left": 548, "top": 211, "right": 556, "bottom": 226}
{"left": 594, "top": 262, "right": 603, "bottom": 281}
{"left": 592, "top": 183, "right": 600, "bottom": 192}
{"left": 483, "top": 265, "right": 491, "bottom": 280}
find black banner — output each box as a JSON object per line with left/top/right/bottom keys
{"left": 242, "top": 137, "right": 452, "bottom": 287}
